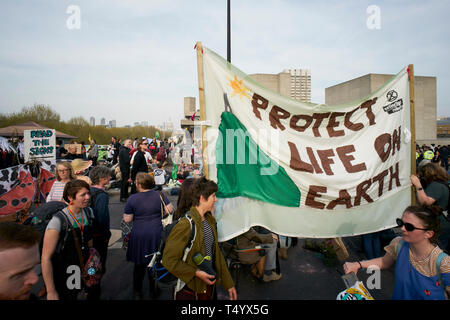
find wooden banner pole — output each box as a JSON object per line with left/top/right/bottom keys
{"left": 196, "top": 41, "right": 209, "bottom": 179}
{"left": 409, "top": 64, "right": 416, "bottom": 205}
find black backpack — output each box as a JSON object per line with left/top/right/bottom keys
{"left": 24, "top": 202, "right": 96, "bottom": 254}
{"left": 149, "top": 213, "right": 196, "bottom": 284}
{"left": 23, "top": 201, "right": 69, "bottom": 254}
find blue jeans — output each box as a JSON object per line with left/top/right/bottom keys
{"left": 363, "top": 232, "right": 382, "bottom": 260}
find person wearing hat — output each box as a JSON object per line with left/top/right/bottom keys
{"left": 71, "top": 159, "right": 93, "bottom": 185}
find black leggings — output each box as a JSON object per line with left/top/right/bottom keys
{"left": 133, "top": 264, "right": 156, "bottom": 297}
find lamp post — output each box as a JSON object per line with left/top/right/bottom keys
{"left": 227, "top": 0, "right": 231, "bottom": 63}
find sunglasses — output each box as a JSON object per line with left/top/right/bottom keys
{"left": 396, "top": 218, "right": 429, "bottom": 232}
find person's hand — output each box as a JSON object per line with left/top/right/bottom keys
{"left": 410, "top": 174, "right": 421, "bottom": 188}
{"left": 128, "top": 178, "right": 132, "bottom": 183}
{"left": 228, "top": 287, "right": 237, "bottom": 300}
{"left": 343, "top": 262, "right": 361, "bottom": 274}
{"left": 195, "top": 270, "right": 216, "bottom": 285}
{"left": 46, "top": 290, "right": 59, "bottom": 300}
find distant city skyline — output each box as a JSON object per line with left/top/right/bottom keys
{"left": 1, "top": 1, "right": 449, "bottom": 125}
{"left": 91, "top": 115, "right": 174, "bottom": 130}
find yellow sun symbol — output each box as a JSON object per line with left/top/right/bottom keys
{"left": 227, "top": 75, "right": 251, "bottom": 99}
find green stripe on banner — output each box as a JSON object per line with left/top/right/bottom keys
{"left": 216, "top": 112, "right": 300, "bottom": 207}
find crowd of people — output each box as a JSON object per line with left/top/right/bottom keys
{"left": 416, "top": 143, "right": 449, "bottom": 172}
{"left": 0, "top": 137, "right": 449, "bottom": 301}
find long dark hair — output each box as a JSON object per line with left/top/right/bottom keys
{"left": 174, "top": 178, "right": 196, "bottom": 220}
{"left": 418, "top": 162, "right": 448, "bottom": 184}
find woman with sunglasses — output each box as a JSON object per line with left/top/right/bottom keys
{"left": 343, "top": 205, "right": 450, "bottom": 300}
{"left": 130, "top": 138, "right": 149, "bottom": 194}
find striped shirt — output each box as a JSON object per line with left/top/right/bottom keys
{"left": 47, "top": 181, "right": 67, "bottom": 202}
{"left": 203, "top": 219, "right": 215, "bottom": 259}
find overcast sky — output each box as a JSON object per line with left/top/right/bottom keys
{"left": 0, "top": 0, "right": 449, "bottom": 128}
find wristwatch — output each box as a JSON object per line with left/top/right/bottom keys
{"left": 416, "top": 187, "right": 423, "bottom": 191}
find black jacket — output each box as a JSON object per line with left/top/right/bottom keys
{"left": 119, "top": 145, "right": 131, "bottom": 177}
{"left": 131, "top": 150, "right": 148, "bottom": 180}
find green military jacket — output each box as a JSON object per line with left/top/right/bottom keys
{"left": 161, "top": 207, "right": 235, "bottom": 293}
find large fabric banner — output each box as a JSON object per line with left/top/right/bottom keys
{"left": 200, "top": 47, "right": 412, "bottom": 241}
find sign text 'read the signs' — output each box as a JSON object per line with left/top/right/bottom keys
{"left": 24, "top": 129, "right": 56, "bottom": 162}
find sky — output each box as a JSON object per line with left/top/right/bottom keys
{"left": 0, "top": 0, "right": 449, "bottom": 128}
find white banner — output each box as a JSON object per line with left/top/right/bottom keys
{"left": 199, "top": 47, "right": 412, "bottom": 241}
{"left": 24, "top": 129, "right": 56, "bottom": 163}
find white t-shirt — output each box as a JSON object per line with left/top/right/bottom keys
{"left": 46, "top": 207, "right": 91, "bottom": 232}
{"left": 154, "top": 169, "right": 166, "bottom": 185}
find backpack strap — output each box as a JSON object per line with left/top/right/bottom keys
{"left": 436, "top": 251, "right": 447, "bottom": 290}
{"left": 396, "top": 239, "right": 404, "bottom": 257}
{"left": 174, "top": 213, "right": 197, "bottom": 297}
{"left": 54, "top": 210, "right": 71, "bottom": 254}
{"left": 83, "top": 207, "right": 95, "bottom": 226}
{"left": 181, "top": 214, "right": 196, "bottom": 262}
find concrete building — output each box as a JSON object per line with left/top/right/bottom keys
{"left": 109, "top": 120, "right": 116, "bottom": 128}
{"left": 325, "top": 73, "right": 437, "bottom": 145}
{"left": 437, "top": 117, "right": 450, "bottom": 138}
{"left": 249, "top": 69, "right": 311, "bottom": 103}
{"left": 181, "top": 97, "right": 200, "bottom": 129}
{"left": 89, "top": 116, "right": 95, "bottom": 126}
{"left": 100, "top": 118, "right": 106, "bottom": 126}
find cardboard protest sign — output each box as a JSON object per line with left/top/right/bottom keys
{"left": 24, "top": 129, "right": 56, "bottom": 162}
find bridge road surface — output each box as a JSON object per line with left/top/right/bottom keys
{"left": 32, "top": 188, "right": 396, "bottom": 300}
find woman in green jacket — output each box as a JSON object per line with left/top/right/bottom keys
{"left": 162, "top": 177, "right": 237, "bottom": 300}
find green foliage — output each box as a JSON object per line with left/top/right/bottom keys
{"left": 0, "top": 104, "right": 173, "bottom": 145}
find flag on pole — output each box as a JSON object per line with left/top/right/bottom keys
{"left": 172, "top": 163, "right": 178, "bottom": 181}
{"left": 199, "top": 46, "right": 413, "bottom": 241}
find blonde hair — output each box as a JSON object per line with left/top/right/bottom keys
{"left": 55, "top": 161, "right": 76, "bottom": 181}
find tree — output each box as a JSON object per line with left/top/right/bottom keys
{"left": 0, "top": 104, "right": 61, "bottom": 127}
{"left": 0, "top": 104, "right": 173, "bottom": 145}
